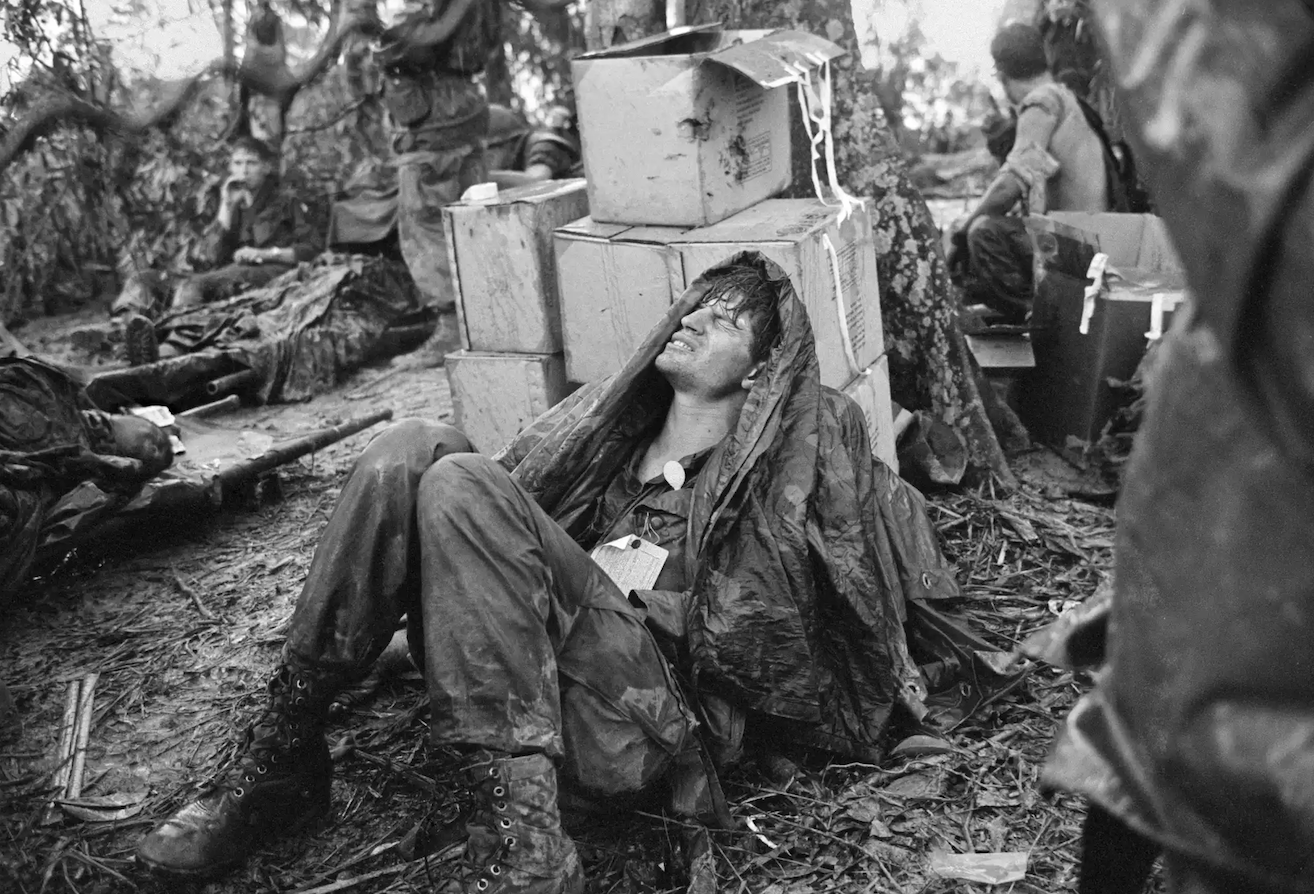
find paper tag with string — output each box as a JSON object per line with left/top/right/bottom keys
{"left": 590, "top": 536, "right": 669, "bottom": 593}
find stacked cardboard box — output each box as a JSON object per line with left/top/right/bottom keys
{"left": 559, "top": 26, "right": 896, "bottom": 468}
{"left": 442, "top": 178, "right": 588, "bottom": 453}
{"left": 444, "top": 25, "right": 896, "bottom": 466}
{"left": 554, "top": 198, "right": 897, "bottom": 469}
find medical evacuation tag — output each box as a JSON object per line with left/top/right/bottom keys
{"left": 589, "top": 536, "right": 669, "bottom": 593}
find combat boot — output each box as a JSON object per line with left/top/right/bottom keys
{"left": 136, "top": 664, "right": 337, "bottom": 879}
{"left": 440, "top": 750, "right": 584, "bottom": 894}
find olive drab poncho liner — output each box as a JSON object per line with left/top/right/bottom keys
{"left": 496, "top": 252, "right": 1016, "bottom": 759}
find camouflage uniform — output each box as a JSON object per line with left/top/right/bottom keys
{"left": 1045, "top": 3, "right": 1314, "bottom": 892}
{"left": 380, "top": 0, "right": 499, "bottom": 310}
{"left": 112, "top": 179, "right": 317, "bottom": 319}
{"left": 281, "top": 253, "right": 987, "bottom": 803}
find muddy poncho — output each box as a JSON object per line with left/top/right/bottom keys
{"left": 498, "top": 252, "right": 1013, "bottom": 761}
{"left": 1043, "top": 2, "right": 1314, "bottom": 889}
{"left": 0, "top": 359, "right": 170, "bottom": 596}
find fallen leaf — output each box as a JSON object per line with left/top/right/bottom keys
{"left": 843, "top": 799, "right": 881, "bottom": 825}
{"left": 881, "top": 769, "right": 945, "bottom": 801}
{"left": 57, "top": 791, "right": 148, "bottom": 823}
{"left": 868, "top": 818, "right": 894, "bottom": 840}
{"left": 862, "top": 840, "right": 915, "bottom": 867}
{"left": 974, "top": 788, "right": 1020, "bottom": 808}
{"left": 891, "top": 734, "right": 960, "bottom": 757}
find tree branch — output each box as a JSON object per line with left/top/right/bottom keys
{"left": 0, "top": 3, "right": 371, "bottom": 174}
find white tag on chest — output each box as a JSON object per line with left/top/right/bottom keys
{"left": 590, "top": 536, "right": 669, "bottom": 593}
{"left": 662, "top": 460, "right": 686, "bottom": 490}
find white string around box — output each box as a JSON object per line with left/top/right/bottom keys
{"left": 783, "top": 56, "right": 865, "bottom": 379}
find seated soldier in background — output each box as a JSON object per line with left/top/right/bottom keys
{"left": 945, "top": 22, "right": 1109, "bottom": 324}
{"left": 115, "top": 136, "right": 319, "bottom": 365}
{"left": 483, "top": 103, "right": 582, "bottom": 189}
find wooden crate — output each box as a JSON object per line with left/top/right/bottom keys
{"left": 446, "top": 351, "right": 570, "bottom": 455}
{"left": 444, "top": 179, "right": 589, "bottom": 354}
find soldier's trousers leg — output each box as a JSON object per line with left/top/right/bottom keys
{"left": 396, "top": 144, "right": 488, "bottom": 312}
{"left": 965, "top": 215, "right": 1035, "bottom": 323}
{"left": 1077, "top": 804, "right": 1160, "bottom": 894}
{"left": 416, "top": 454, "right": 694, "bottom": 799}
{"left": 172, "top": 263, "right": 292, "bottom": 309}
{"left": 284, "top": 419, "right": 475, "bottom": 675}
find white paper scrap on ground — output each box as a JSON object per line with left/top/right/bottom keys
{"left": 926, "top": 851, "right": 1029, "bottom": 885}
{"left": 590, "top": 536, "right": 669, "bottom": 593}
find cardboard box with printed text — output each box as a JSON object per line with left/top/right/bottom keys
{"left": 571, "top": 26, "right": 842, "bottom": 227}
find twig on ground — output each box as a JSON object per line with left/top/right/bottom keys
{"left": 171, "top": 574, "right": 216, "bottom": 620}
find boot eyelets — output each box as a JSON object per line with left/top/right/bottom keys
{"left": 244, "top": 774, "right": 255, "bottom": 783}
{"left": 257, "top": 764, "right": 268, "bottom": 774}
{"left": 504, "top": 836, "right": 516, "bottom": 849}
{"left": 292, "top": 738, "right": 302, "bottom": 747}
{"left": 495, "top": 801, "right": 507, "bottom": 811}
{"left": 477, "top": 880, "right": 490, "bottom": 891}
{"left": 234, "top": 786, "right": 246, "bottom": 798}
{"left": 492, "top": 785, "right": 505, "bottom": 797}
{"left": 489, "top": 864, "right": 502, "bottom": 876}
{"left": 499, "top": 817, "right": 511, "bottom": 829}
{"left": 295, "top": 678, "right": 307, "bottom": 690}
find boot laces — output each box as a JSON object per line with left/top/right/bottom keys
{"left": 223, "top": 668, "right": 319, "bottom": 799}
{"left": 458, "top": 758, "right": 517, "bottom": 891}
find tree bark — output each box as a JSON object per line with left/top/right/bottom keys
{"left": 583, "top": 0, "right": 664, "bottom": 50}
{"left": 585, "top": 0, "right": 1014, "bottom": 483}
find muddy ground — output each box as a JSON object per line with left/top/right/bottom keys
{"left": 1, "top": 309, "right": 1129, "bottom": 894}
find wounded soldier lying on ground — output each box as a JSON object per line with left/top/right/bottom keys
{"left": 0, "top": 358, "right": 172, "bottom": 597}
{"left": 87, "top": 255, "right": 420, "bottom": 411}
{"left": 135, "top": 253, "right": 1017, "bottom": 891}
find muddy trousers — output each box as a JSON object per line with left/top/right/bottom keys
{"left": 283, "top": 419, "right": 694, "bottom": 799}
{"left": 111, "top": 264, "right": 292, "bottom": 321}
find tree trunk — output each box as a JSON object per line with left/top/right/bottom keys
{"left": 586, "top": 0, "right": 1013, "bottom": 483}
{"left": 583, "top": 0, "right": 664, "bottom": 50}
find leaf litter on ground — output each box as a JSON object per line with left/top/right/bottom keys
{"left": 0, "top": 359, "right": 1119, "bottom": 893}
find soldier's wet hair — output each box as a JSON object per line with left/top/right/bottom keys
{"left": 699, "top": 264, "right": 782, "bottom": 365}
{"left": 990, "top": 22, "right": 1048, "bottom": 81}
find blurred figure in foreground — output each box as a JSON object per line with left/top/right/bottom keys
{"left": 1040, "top": 3, "right": 1314, "bottom": 893}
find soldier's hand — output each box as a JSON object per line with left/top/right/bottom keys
{"left": 221, "top": 177, "right": 253, "bottom": 209}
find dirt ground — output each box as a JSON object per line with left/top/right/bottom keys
{"left": 0, "top": 311, "right": 1127, "bottom": 894}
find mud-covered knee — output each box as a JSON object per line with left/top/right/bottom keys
{"left": 417, "top": 452, "right": 512, "bottom": 512}
{"left": 357, "top": 419, "right": 469, "bottom": 477}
